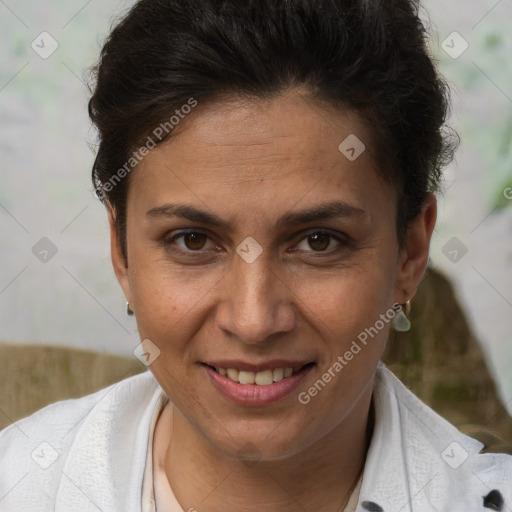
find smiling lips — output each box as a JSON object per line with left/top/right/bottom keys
{"left": 202, "top": 361, "right": 315, "bottom": 406}
{"left": 214, "top": 366, "right": 296, "bottom": 385}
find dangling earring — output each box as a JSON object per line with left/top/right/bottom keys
{"left": 127, "top": 302, "right": 134, "bottom": 316}
{"left": 392, "top": 300, "right": 411, "bottom": 332}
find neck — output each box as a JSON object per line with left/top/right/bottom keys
{"left": 162, "top": 390, "right": 374, "bottom": 512}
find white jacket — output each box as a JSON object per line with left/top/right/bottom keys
{"left": 0, "top": 362, "right": 511, "bottom": 512}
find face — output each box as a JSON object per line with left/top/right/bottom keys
{"left": 110, "top": 91, "right": 435, "bottom": 461}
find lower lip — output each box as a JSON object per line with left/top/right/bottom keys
{"left": 201, "top": 363, "right": 314, "bottom": 406}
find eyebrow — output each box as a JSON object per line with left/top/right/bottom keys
{"left": 146, "top": 201, "right": 367, "bottom": 230}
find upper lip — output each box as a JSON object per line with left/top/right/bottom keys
{"left": 202, "top": 360, "right": 314, "bottom": 372}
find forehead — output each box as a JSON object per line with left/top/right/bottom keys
{"left": 128, "top": 92, "right": 391, "bottom": 224}
{"left": 159, "top": 93, "right": 373, "bottom": 170}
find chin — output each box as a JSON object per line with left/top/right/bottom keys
{"left": 209, "top": 422, "right": 311, "bottom": 464}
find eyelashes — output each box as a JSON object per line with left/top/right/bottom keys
{"left": 163, "top": 228, "right": 351, "bottom": 257}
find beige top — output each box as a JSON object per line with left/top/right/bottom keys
{"left": 142, "top": 399, "right": 362, "bottom": 512}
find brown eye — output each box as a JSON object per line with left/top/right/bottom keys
{"left": 293, "top": 231, "right": 348, "bottom": 254}
{"left": 182, "top": 232, "right": 207, "bottom": 250}
{"left": 164, "top": 230, "right": 217, "bottom": 253}
{"left": 307, "top": 233, "right": 331, "bottom": 251}
{"left": 292, "top": 230, "right": 352, "bottom": 257}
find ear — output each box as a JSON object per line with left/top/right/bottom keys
{"left": 108, "top": 208, "right": 132, "bottom": 306}
{"left": 394, "top": 193, "right": 437, "bottom": 303}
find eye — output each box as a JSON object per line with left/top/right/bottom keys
{"left": 164, "top": 229, "right": 349, "bottom": 257}
{"left": 165, "top": 229, "right": 218, "bottom": 253}
{"left": 294, "top": 231, "right": 347, "bottom": 253}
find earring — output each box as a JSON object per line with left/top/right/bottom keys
{"left": 392, "top": 300, "right": 411, "bottom": 332}
{"left": 127, "top": 302, "right": 134, "bottom": 316}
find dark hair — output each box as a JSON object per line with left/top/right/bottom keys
{"left": 88, "top": 0, "right": 458, "bottom": 258}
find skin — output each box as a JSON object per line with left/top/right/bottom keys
{"left": 109, "top": 90, "right": 436, "bottom": 512}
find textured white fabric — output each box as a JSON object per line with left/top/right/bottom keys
{"left": 1, "top": 363, "right": 511, "bottom": 511}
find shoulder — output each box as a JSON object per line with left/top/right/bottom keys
{"left": 0, "top": 370, "right": 162, "bottom": 511}
{"left": 374, "top": 364, "right": 512, "bottom": 510}
{"left": 0, "top": 370, "right": 158, "bottom": 443}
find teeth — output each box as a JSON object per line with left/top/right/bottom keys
{"left": 227, "top": 368, "right": 239, "bottom": 381}
{"left": 255, "top": 369, "right": 273, "bottom": 386}
{"left": 272, "top": 368, "right": 284, "bottom": 381}
{"left": 216, "top": 366, "right": 297, "bottom": 385}
{"left": 238, "top": 371, "right": 255, "bottom": 385}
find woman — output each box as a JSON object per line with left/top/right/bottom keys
{"left": 1, "top": 0, "right": 511, "bottom": 511}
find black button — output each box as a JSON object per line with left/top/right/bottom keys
{"left": 483, "top": 489, "right": 504, "bottom": 511}
{"left": 361, "top": 502, "right": 384, "bottom": 512}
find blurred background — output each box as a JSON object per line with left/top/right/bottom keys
{"left": 0, "top": 0, "right": 511, "bottom": 433}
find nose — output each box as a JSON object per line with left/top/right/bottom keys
{"left": 215, "top": 251, "right": 296, "bottom": 345}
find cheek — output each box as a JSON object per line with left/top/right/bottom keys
{"left": 128, "top": 253, "right": 225, "bottom": 353}
{"left": 290, "top": 260, "right": 398, "bottom": 381}
{"left": 293, "top": 261, "right": 397, "bottom": 330}
{"left": 294, "top": 272, "right": 395, "bottom": 415}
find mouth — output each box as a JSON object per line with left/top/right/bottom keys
{"left": 201, "top": 361, "right": 316, "bottom": 406}
{"left": 203, "top": 362, "right": 314, "bottom": 386}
